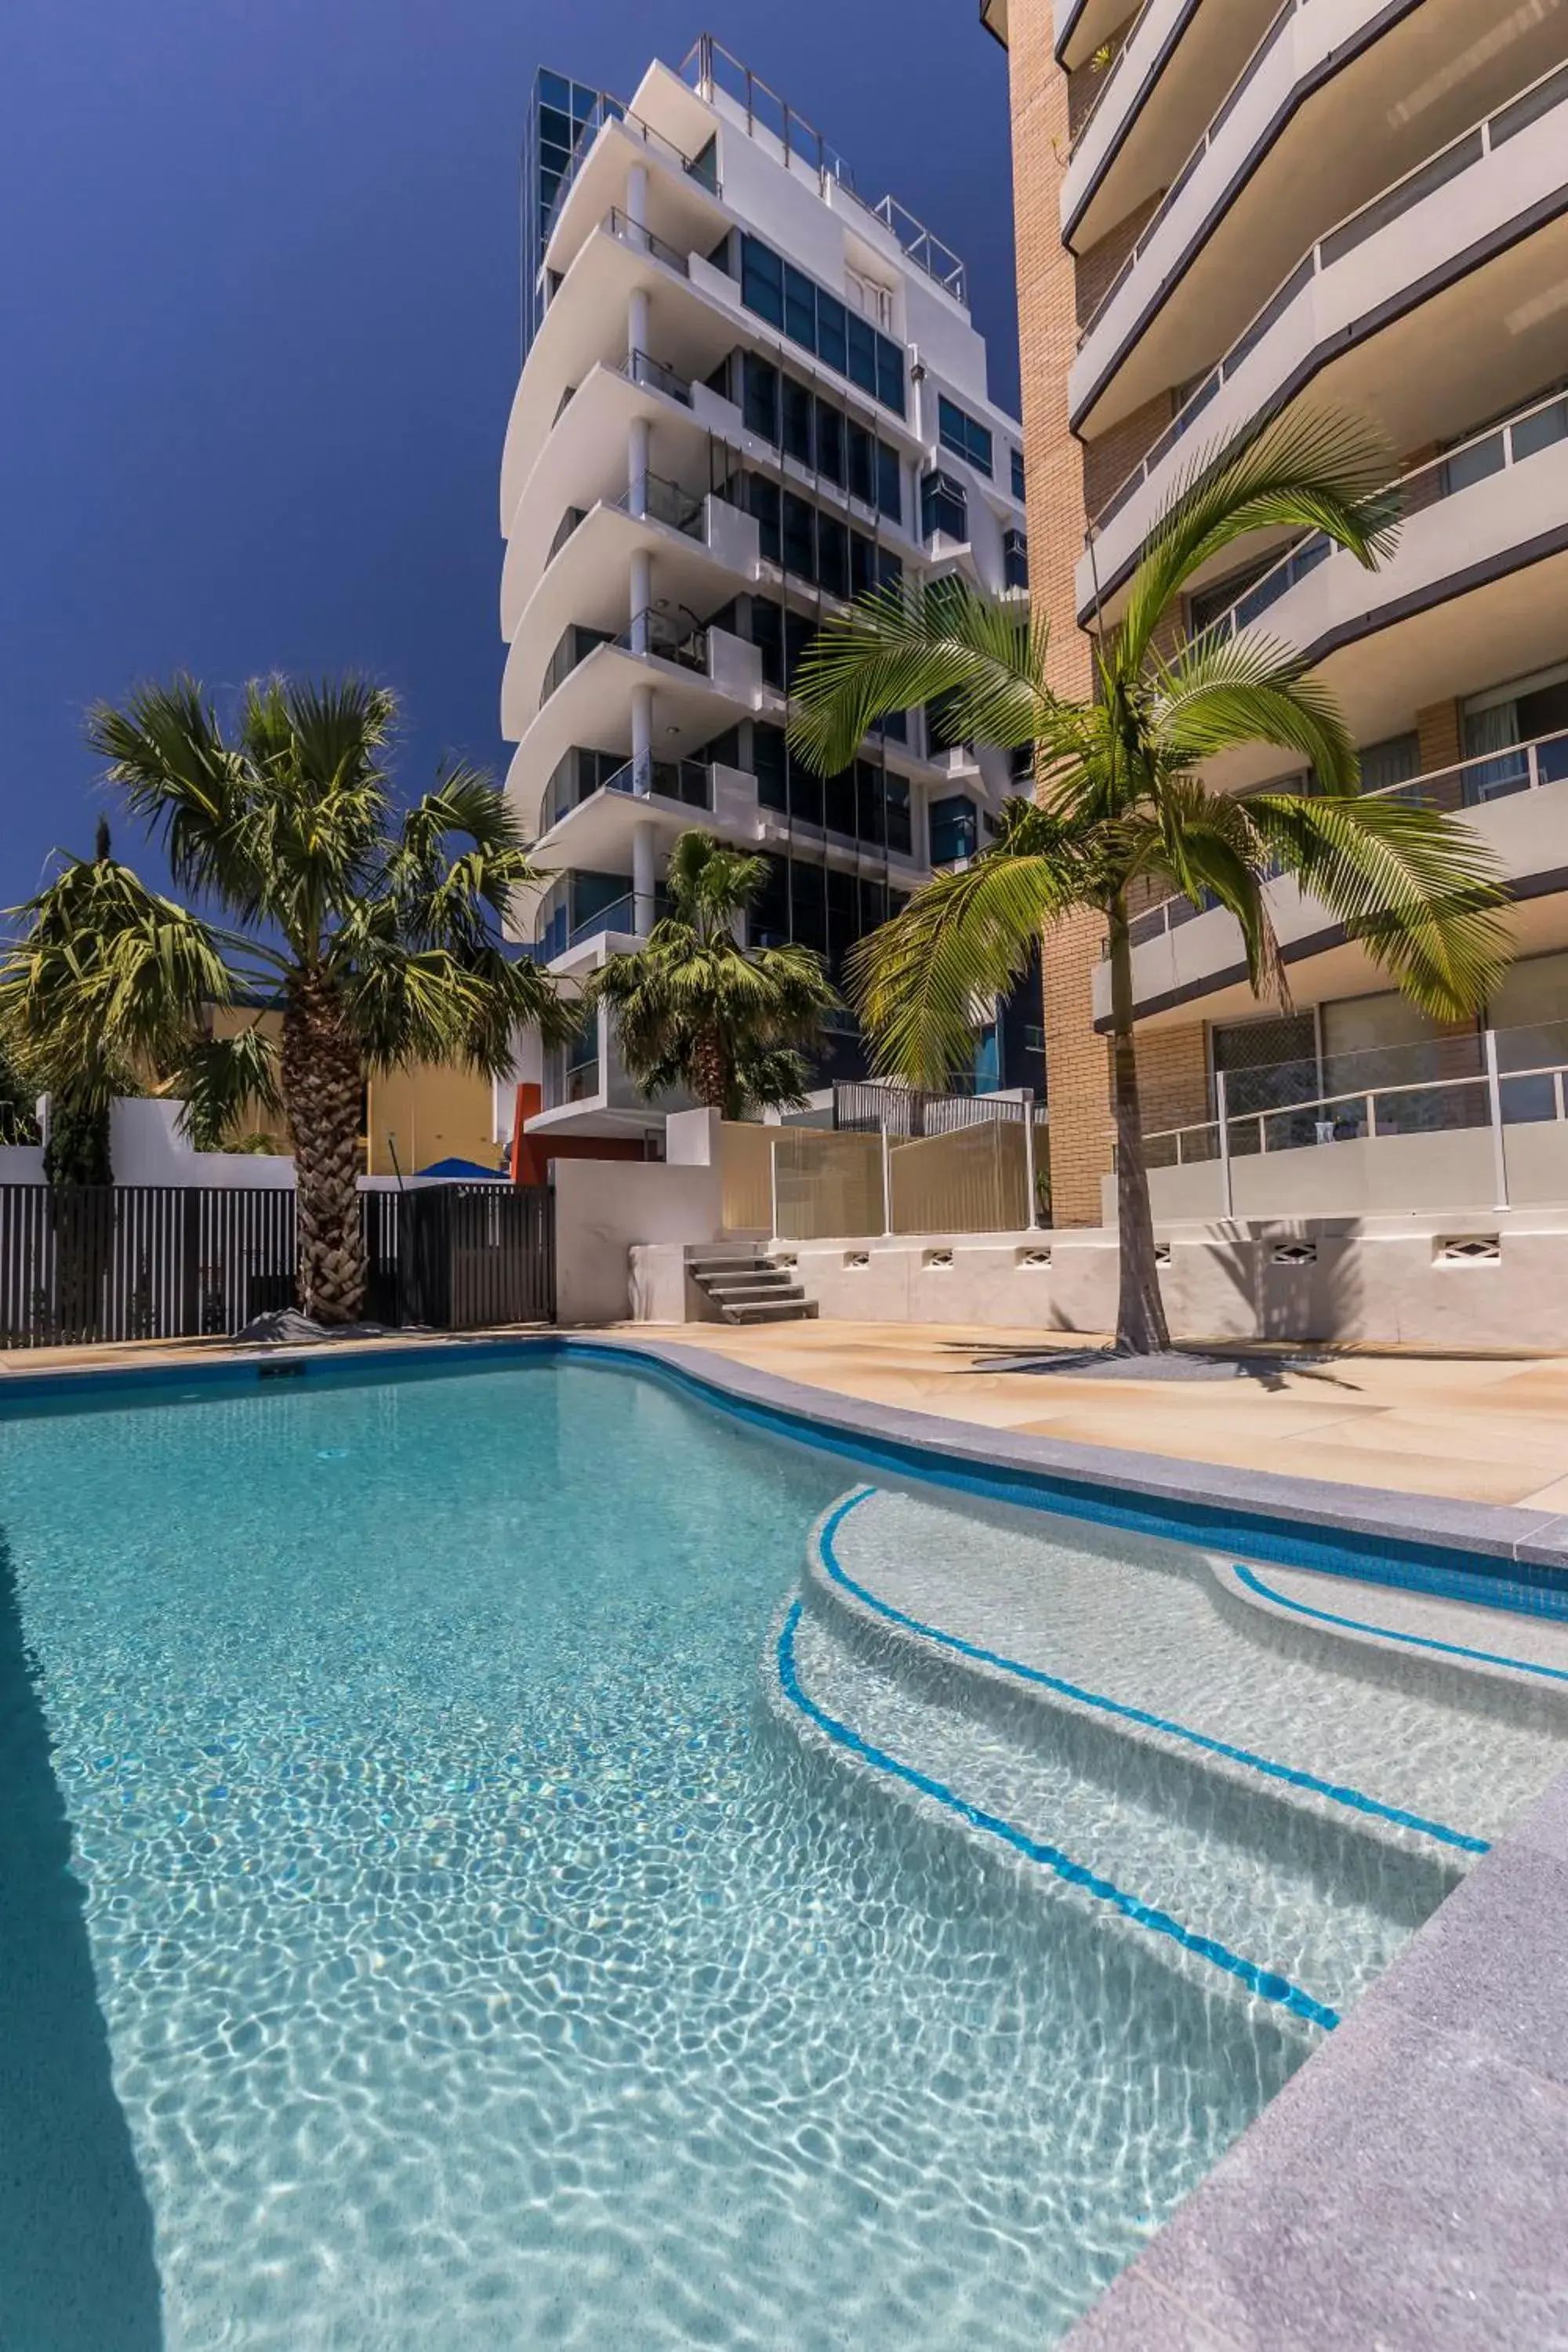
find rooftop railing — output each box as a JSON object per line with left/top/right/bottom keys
{"left": 1193, "top": 385, "right": 1568, "bottom": 651}
{"left": 1088, "top": 55, "right": 1568, "bottom": 540}
{"left": 1116, "top": 723, "right": 1568, "bottom": 954}
{"left": 679, "top": 32, "right": 967, "bottom": 301}
{"left": 1076, "top": 0, "right": 1301, "bottom": 348}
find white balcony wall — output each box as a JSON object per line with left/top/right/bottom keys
{"left": 708, "top": 626, "right": 764, "bottom": 706}
{"left": 1110, "top": 1121, "right": 1568, "bottom": 1222}
{"left": 1077, "top": 84, "right": 1568, "bottom": 613}
{"left": 712, "top": 760, "right": 760, "bottom": 834}
{"left": 703, "top": 493, "right": 761, "bottom": 579}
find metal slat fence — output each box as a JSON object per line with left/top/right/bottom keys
{"left": 0, "top": 1181, "right": 555, "bottom": 1345}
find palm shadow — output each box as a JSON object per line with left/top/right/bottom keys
{"left": 0, "top": 1528, "right": 164, "bottom": 2350}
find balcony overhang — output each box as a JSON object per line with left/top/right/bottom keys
{"left": 532, "top": 781, "right": 724, "bottom": 875}
{"left": 542, "top": 111, "right": 727, "bottom": 290}
{"left": 505, "top": 638, "right": 758, "bottom": 834}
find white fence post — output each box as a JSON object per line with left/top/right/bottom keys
{"left": 768, "top": 1136, "right": 780, "bottom": 1243}
{"left": 1215, "top": 1069, "right": 1233, "bottom": 1218}
{"left": 1484, "top": 1026, "right": 1510, "bottom": 1209}
{"left": 1023, "top": 1091, "right": 1040, "bottom": 1229}
{"left": 880, "top": 1127, "right": 893, "bottom": 1236}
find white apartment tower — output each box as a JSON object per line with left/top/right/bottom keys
{"left": 499, "top": 37, "right": 1032, "bottom": 1139}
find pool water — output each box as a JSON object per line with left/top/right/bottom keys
{"left": 0, "top": 1358, "right": 1545, "bottom": 2350}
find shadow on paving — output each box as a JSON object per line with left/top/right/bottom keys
{"left": 0, "top": 1530, "right": 164, "bottom": 2350}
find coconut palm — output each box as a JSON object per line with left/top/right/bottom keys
{"left": 586, "top": 829, "right": 839, "bottom": 1117}
{"left": 789, "top": 412, "right": 1511, "bottom": 1352}
{"left": 0, "top": 676, "right": 570, "bottom": 1323}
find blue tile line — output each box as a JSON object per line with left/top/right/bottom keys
{"left": 1232, "top": 1562, "right": 1568, "bottom": 1685}
{"left": 775, "top": 1599, "right": 1340, "bottom": 2034}
{"left": 816, "top": 1486, "right": 1490, "bottom": 1857}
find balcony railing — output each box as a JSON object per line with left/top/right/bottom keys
{"left": 678, "top": 32, "right": 967, "bottom": 300}
{"left": 611, "top": 470, "right": 707, "bottom": 538}
{"left": 1089, "top": 55, "right": 1568, "bottom": 537}
{"left": 1142, "top": 1019, "right": 1568, "bottom": 1214}
{"left": 1068, "top": 0, "right": 1162, "bottom": 163}
{"left": 616, "top": 347, "right": 694, "bottom": 406}
{"left": 546, "top": 96, "right": 720, "bottom": 243}
{"left": 1193, "top": 386, "right": 1568, "bottom": 652}
{"left": 1076, "top": 0, "right": 1299, "bottom": 347}
{"left": 1118, "top": 724, "right": 1568, "bottom": 953}
{"left": 541, "top": 754, "right": 715, "bottom": 837}
{"left": 614, "top": 607, "right": 710, "bottom": 673}
{"left": 604, "top": 206, "right": 691, "bottom": 278}
{"left": 564, "top": 889, "right": 672, "bottom": 951}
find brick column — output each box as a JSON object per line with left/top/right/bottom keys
{"left": 1010, "top": 0, "right": 1112, "bottom": 1225}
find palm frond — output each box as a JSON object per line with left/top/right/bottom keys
{"left": 1151, "top": 628, "right": 1360, "bottom": 789}
{"left": 172, "top": 1022, "right": 285, "bottom": 1151}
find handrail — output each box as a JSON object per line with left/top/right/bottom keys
{"left": 1076, "top": 0, "right": 1300, "bottom": 347}
{"left": 1193, "top": 384, "right": 1568, "bottom": 649}
{"left": 604, "top": 207, "right": 691, "bottom": 278}
{"left": 611, "top": 470, "right": 708, "bottom": 538}
{"left": 616, "top": 348, "right": 694, "bottom": 406}
{"left": 1120, "top": 724, "right": 1568, "bottom": 951}
{"left": 614, "top": 607, "right": 711, "bottom": 672}
{"left": 545, "top": 96, "right": 720, "bottom": 245}
{"left": 1088, "top": 55, "right": 1568, "bottom": 538}
{"left": 679, "top": 32, "right": 967, "bottom": 301}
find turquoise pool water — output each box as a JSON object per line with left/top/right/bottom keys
{"left": 0, "top": 1356, "right": 1472, "bottom": 2349}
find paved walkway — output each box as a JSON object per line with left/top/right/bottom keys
{"left": 632, "top": 1322, "right": 1568, "bottom": 1512}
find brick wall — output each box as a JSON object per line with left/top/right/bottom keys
{"left": 1075, "top": 193, "right": 1164, "bottom": 329}
{"left": 1067, "top": 14, "right": 1138, "bottom": 141}
{"left": 1416, "top": 696, "right": 1463, "bottom": 774}
{"left": 1083, "top": 387, "right": 1177, "bottom": 523}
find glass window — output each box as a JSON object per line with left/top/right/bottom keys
{"left": 741, "top": 235, "right": 783, "bottom": 326}
{"left": 746, "top": 474, "right": 781, "bottom": 564}
{"left": 753, "top": 723, "right": 788, "bottom": 811}
{"left": 921, "top": 470, "right": 967, "bottom": 541}
{"left": 847, "top": 314, "right": 878, "bottom": 397}
{"left": 750, "top": 597, "right": 783, "bottom": 689}
{"left": 753, "top": 852, "right": 790, "bottom": 943}
{"left": 847, "top": 423, "right": 874, "bottom": 506}
{"left": 1512, "top": 397, "right": 1568, "bottom": 463}
{"left": 816, "top": 401, "right": 844, "bottom": 486}
{"left": 742, "top": 352, "right": 779, "bottom": 442}
{"left": 875, "top": 335, "right": 905, "bottom": 415}
{"left": 929, "top": 793, "right": 978, "bottom": 865}
{"left": 1003, "top": 527, "right": 1029, "bottom": 590}
{"left": 938, "top": 394, "right": 993, "bottom": 477}
{"left": 1358, "top": 732, "right": 1419, "bottom": 793}
{"left": 816, "top": 291, "right": 847, "bottom": 376}
{"left": 789, "top": 858, "right": 827, "bottom": 951}
{"left": 817, "top": 514, "right": 848, "bottom": 599}
{"left": 784, "top": 611, "right": 815, "bottom": 693}
{"left": 781, "top": 376, "right": 814, "bottom": 465}
{"left": 826, "top": 866, "right": 858, "bottom": 972}
{"left": 701, "top": 724, "right": 741, "bottom": 770}
{"left": 782, "top": 492, "right": 816, "bottom": 580}
{"left": 850, "top": 531, "right": 875, "bottom": 599}
{"left": 876, "top": 442, "right": 902, "bottom": 523}
{"left": 878, "top": 549, "right": 903, "bottom": 590}
{"left": 855, "top": 761, "right": 885, "bottom": 848}
{"left": 1011, "top": 446, "right": 1026, "bottom": 502}
{"left": 823, "top": 765, "right": 858, "bottom": 839}
{"left": 789, "top": 757, "right": 824, "bottom": 831}
{"left": 884, "top": 775, "right": 912, "bottom": 855}
{"left": 859, "top": 877, "right": 888, "bottom": 932}
{"left": 784, "top": 263, "right": 817, "bottom": 350}
{"left": 706, "top": 230, "right": 733, "bottom": 274}
{"left": 877, "top": 708, "right": 908, "bottom": 745}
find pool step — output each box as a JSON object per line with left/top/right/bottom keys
{"left": 688, "top": 1254, "right": 818, "bottom": 1324}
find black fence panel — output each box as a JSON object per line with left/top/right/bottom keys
{"left": 396, "top": 1185, "right": 554, "bottom": 1330}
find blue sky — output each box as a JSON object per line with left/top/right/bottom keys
{"left": 0, "top": 0, "right": 1016, "bottom": 908}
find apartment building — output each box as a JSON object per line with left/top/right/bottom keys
{"left": 987, "top": 0, "right": 1568, "bottom": 1224}
{"left": 500, "top": 38, "right": 1034, "bottom": 1141}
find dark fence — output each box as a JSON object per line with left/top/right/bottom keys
{"left": 0, "top": 1181, "right": 554, "bottom": 1347}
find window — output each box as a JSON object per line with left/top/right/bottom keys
{"left": 850, "top": 531, "right": 876, "bottom": 599}
{"left": 742, "top": 352, "right": 779, "bottom": 442}
{"left": 746, "top": 474, "right": 781, "bottom": 564}
{"left": 753, "top": 723, "right": 788, "bottom": 811}
{"left": 789, "top": 756, "right": 824, "bottom": 831}
{"left": 817, "top": 514, "right": 848, "bottom": 599}
{"left": 876, "top": 339, "right": 905, "bottom": 414}
{"left": 847, "top": 422, "right": 875, "bottom": 506}
{"left": 784, "top": 262, "right": 817, "bottom": 347}
{"left": 816, "top": 291, "right": 848, "bottom": 376}
{"left": 740, "top": 234, "right": 783, "bottom": 326}
{"left": 929, "top": 794, "right": 978, "bottom": 865}
{"left": 855, "top": 762, "right": 885, "bottom": 848}
{"left": 750, "top": 597, "right": 783, "bottom": 689}
{"left": 876, "top": 442, "right": 902, "bottom": 524}
{"left": 816, "top": 401, "right": 844, "bottom": 486}
{"left": 846, "top": 264, "right": 894, "bottom": 329}
{"left": 1011, "top": 446, "right": 1026, "bottom": 502}
{"left": 1003, "top": 528, "right": 1029, "bottom": 590}
{"left": 938, "top": 394, "right": 994, "bottom": 477}
{"left": 784, "top": 610, "right": 815, "bottom": 693}
{"left": 884, "top": 774, "right": 911, "bottom": 855}
{"left": 921, "top": 469, "right": 967, "bottom": 542}
{"left": 823, "top": 764, "right": 858, "bottom": 839}
{"left": 782, "top": 492, "right": 816, "bottom": 580}
{"left": 782, "top": 376, "right": 813, "bottom": 465}
{"left": 847, "top": 313, "right": 878, "bottom": 398}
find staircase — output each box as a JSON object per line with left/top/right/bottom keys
{"left": 688, "top": 1250, "right": 818, "bottom": 1325}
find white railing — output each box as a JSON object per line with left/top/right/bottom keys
{"left": 1076, "top": 0, "right": 1301, "bottom": 343}
{"left": 1089, "top": 55, "right": 1568, "bottom": 536}
{"left": 1120, "top": 724, "right": 1568, "bottom": 953}
{"left": 1193, "top": 387, "right": 1568, "bottom": 650}
{"left": 1144, "top": 1025, "right": 1568, "bottom": 1214}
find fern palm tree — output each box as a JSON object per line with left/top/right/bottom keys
{"left": 0, "top": 676, "right": 570, "bottom": 1323}
{"left": 789, "top": 412, "right": 1511, "bottom": 1352}
{"left": 586, "top": 829, "right": 839, "bottom": 1116}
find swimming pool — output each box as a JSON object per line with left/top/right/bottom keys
{"left": 2, "top": 1350, "right": 1563, "bottom": 2350}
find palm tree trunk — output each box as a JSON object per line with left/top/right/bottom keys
{"left": 691, "top": 1025, "right": 728, "bottom": 1111}
{"left": 1107, "top": 895, "right": 1171, "bottom": 1356}
{"left": 281, "top": 969, "right": 365, "bottom": 1325}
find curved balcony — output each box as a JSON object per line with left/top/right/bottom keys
{"left": 1064, "top": 0, "right": 1279, "bottom": 251}
{"left": 1074, "top": 13, "right": 1568, "bottom": 441}
{"left": 502, "top": 487, "right": 761, "bottom": 739}
{"left": 537, "top": 95, "right": 724, "bottom": 292}
{"left": 1077, "top": 58, "right": 1568, "bottom": 618}
{"left": 1091, "top": 728, "right": 1568, "bottom": 1032}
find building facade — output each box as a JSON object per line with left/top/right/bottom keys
{"left": 501, "top": 38, "right": 1035, "bottom": 1142}
{"left": 987, "top": 0, "right": 1568, "bottom": 1223}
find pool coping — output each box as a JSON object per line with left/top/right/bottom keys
{"left": 9, "top": 1323, "right": 1568, "bottom": 2347}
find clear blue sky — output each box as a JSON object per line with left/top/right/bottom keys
{"left": 0, "top": 0, "right": 1017, "bottom": 908}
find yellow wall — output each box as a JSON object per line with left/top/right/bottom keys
{"left": 205, "top": 1005, "right": 290, "bottom": 1151}
{"left": 365, "top": 1062, "right": 499, "bottom": 1177}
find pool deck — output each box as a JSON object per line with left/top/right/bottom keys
{"left": 7, "top": 1317, "right": 1568, "bottom": 2346}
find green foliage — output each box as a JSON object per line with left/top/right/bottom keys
{"left": 43, "top": 1096, "right": 111, "bottom": 1189}
{"left": 586, "top": 830, "right": 840, "bottom": 1117}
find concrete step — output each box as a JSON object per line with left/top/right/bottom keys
{"left": 688, "top": 1257, "right": 772, "bottom": 1279}
{"left": 701, "top": 1274, "right": 800, "bottom": 1298}
{"left": 720, "top": 1298, "right": 818, "bottom": 1323}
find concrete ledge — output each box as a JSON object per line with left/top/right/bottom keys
{"left": 1062, "top": 1771, "right": 1568, "bottom": 2351}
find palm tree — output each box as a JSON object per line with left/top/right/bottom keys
{"left": 586, "top": 829, "right": 839, "bottom": 1117}
{"left": 0, "top": 676, "right": 570, "bottom": 1323}
{"left": 789, "top": 412, "right": 1511, "bottom": 1352}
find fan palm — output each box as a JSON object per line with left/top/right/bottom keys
{"left": 586, "top": 829, "right": 839, "bottom": 1116}
{"left": 789, "top": 410, "right": 1512, "bottom": 1352}
{"left": 0, "top": 676, "right": 570, "bottom": 1323}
